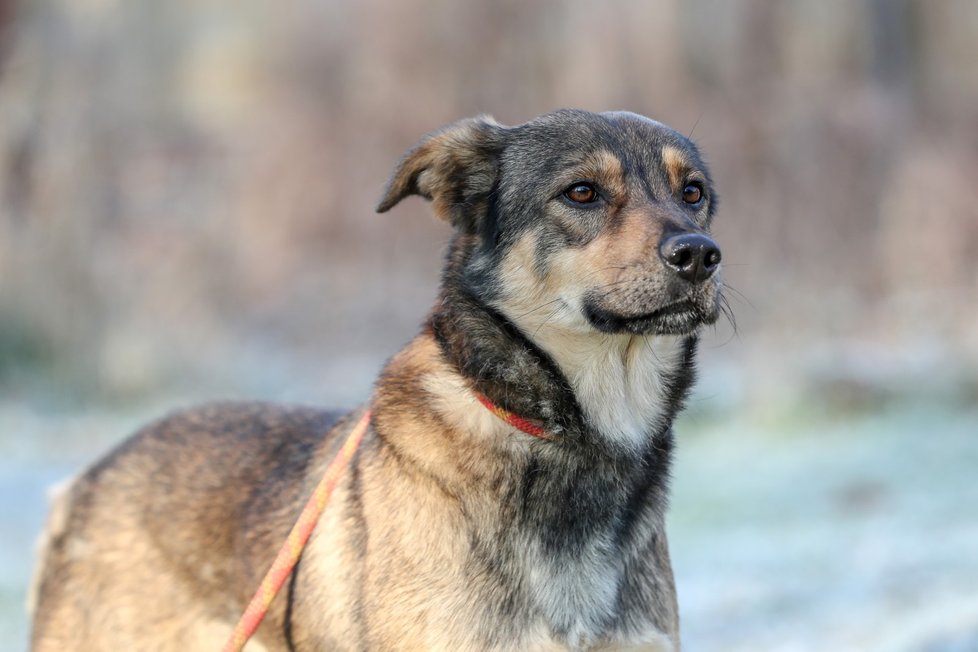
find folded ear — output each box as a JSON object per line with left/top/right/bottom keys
{"left": 376, "top": 116, "right": 505, "bottom": 229}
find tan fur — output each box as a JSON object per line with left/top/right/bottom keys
{"left": 661, "top": 146, "right": 689, "bottom": 193}
{"left": 571, "top": 149, "right": 627, "bottom": 201}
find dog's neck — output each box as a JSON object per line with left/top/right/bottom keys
{"left": 429, "top": 282, "right": 588, "bottom": 444}
{"left": 429, "top": 253, "right": 698, "bottom": 455}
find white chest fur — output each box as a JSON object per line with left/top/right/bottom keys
{"left": 519, "top": 325, "right": 685, "bottom": 452}
{"left": 557, "top": 331, "right": 682, "bottom": 448}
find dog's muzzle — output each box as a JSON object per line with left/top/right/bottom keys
{"left": 583, "top": 231, "right": 723, "bottom": 336}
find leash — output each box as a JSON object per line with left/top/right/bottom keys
{"left": 221, "top": 410, "right": 371, "bottom": 652}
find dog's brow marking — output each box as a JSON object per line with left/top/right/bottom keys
{"left": 590, "top": 149, "right": 626, "bottom": 197}
{"left": 661, "top": 146, "right": 690, "bottom": 192}
{"left": 557, "top": 150, "right": 627, "bottom": 201}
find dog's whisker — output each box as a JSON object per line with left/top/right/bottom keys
{"left": 722, "top": 296, "right": 739, "bottom": 334}
{"left": 598, "top": 278, "right": 639, "bottom": 293}
{"left": 721, "top": 284, "right": 755, "bottom": 310}
{"left": 705, "top": 295, "right": 740, "bottom": 348}
{"left": 686, "top": 110, "right": 704, "bottom": 140}
{"left": 514, "top": 297, "right": 565, "bottom": 319}
{"left": 511, "top": 266, "right": 635, "bottom": 319}
{"left": 642, "top": 336, "right": 664, "bottom": 365}
{"left": 532, "top": 305, "right": 565, "bottom": 337}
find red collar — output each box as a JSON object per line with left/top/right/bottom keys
{"left": 475, "top": 392, "right": 553, "bottom": 441}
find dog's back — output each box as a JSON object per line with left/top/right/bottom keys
{"left": 30, "top": 402, "right": 345, "bottom": 651}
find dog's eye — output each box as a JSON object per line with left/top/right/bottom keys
{"left": 563, "top": 183, "right": 598, "bottom": 205}
{"left": 682, "top": 182, "right": 703, "bottom": 205}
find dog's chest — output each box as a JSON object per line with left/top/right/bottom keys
{"left": 522, "top": 537, "right": 622, "bottom": 644}
{"left": 501, "top": 461, "right": 671, "bottom": 649}
{"left": 515, "top": 539, "right": 674, "bottom": 651}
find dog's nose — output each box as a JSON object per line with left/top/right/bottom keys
{"left": 659, "top": 233, "right": 722, "bottom": 283}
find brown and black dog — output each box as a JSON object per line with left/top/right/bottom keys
{"left": 30, "top": 109, "right": 724, "bottom": 651}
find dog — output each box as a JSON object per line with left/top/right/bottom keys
{"left": 30, "top": 109, "right": 724, "bottom": 651}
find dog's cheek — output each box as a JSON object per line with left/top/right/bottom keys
{"left": 546, "top": 205, "right": 606, "bottom": 248}
{"left": 491, "top": 232, "right": 560, "bottom": 317}
{"left": 497, "top": 214, "right": 642, "bottom": 318}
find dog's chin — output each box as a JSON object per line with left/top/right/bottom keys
{"left": 583, "top": 299, "right": 718, "bottom": 336}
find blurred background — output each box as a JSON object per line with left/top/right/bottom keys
{"left": 1, "top": 0, "right": 977, "bottom": 649}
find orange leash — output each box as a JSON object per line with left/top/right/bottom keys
{"left": 221, "top": 410, "right": 371, "bottom": 652}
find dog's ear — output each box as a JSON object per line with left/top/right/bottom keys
{"left": 376, "top": 116, "right": 505, "bottom": 229}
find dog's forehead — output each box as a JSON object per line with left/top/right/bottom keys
{"left": 507, "top": 109, "right": 702, "bottom": 174}
{"left": 598, "top": 110, "right": 680, "bottom": 141}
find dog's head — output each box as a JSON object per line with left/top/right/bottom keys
{"left": 378, "top": 109, "right": 722, "bottom": 338}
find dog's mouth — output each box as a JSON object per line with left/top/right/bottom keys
{"left": 583, "top": 297, "right": 719, "bottom": 335}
